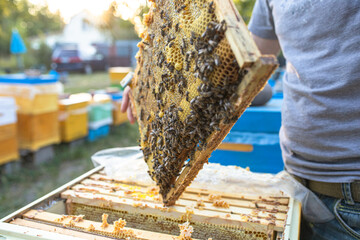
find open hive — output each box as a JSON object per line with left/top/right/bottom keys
{"left": 6, "top": 168, "right": 299, "bottom": 240}
{"left": 132, "top": 0, "right": 278, "bottom": 205}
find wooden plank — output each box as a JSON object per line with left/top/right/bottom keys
{"left": 10, "top": 218, "right": 112, "bottom": 240}
{"left": 217, "top": 142, "right": 254, "bottom": 152}
{"left": 214, "top": 0, "right": 260, "bottom": 67}
{"left": 0, "top": 221, "right": 83, "bottom": 240}
{"left": 283, "top": 199, "right": 301, "bottom": 240}
{"left": 61, "top": 190, "right": 285, "bottom": 232}
{"left": 22, "top": 210, "right": 188, "bottom": 240}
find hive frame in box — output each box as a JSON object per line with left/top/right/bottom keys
{"left": 0, "top": 166, "right": 300, "bottom": 240}
{"left": 132, "top": 0, "right": 278, "bottom": 205}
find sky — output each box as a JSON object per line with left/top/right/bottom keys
{"left": 28, "top": 0, "right": 146, "bottom": 22}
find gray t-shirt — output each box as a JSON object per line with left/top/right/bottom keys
{"left": 248, "top": 0, "right": 360, "bottom": 182}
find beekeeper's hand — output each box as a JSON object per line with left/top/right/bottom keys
{"left": 121, "top": 86, "right": 136, "bottom": 124}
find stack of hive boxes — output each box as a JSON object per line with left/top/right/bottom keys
{"left": 59, "top": 95, "right": 89, "bottom": 143}
{"left": 0, "top": 74, "right": 62, "bottom": 152}
{"left": 0, "top": 97, "right": 18, "bottom": 165}
{"left": 209, "top": 99, "right": 283, "bottom": 173}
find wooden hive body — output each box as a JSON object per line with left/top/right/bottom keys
{"left": 17, "top": 111, "right": 60, "bottom": 151}
{"left": 0, "top": 123, "right": 18, "bottom": 165}
{"left": 59, "top": 171, "right": 290, "bottom": 240}
{"left": 5, "top": 168, "right": 300, "bottom": 240}
{"left": 59, "top": 98, "right": 89, "bottom": 143}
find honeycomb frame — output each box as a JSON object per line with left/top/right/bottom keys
{"left": 131, "top": 0, "right": 278, "bottom": 205}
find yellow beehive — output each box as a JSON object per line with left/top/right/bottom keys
{"left": 59, "top": 97, "right": 89, "bottom": 143}
{"left": 17, "top": 111, "right": 60, "bottom": 151}
{"left": 112, "top": 100, "right": 128, "bottom": 126}
{"left": 109, "top": 67, "right": 133, "bottom": 85}
{"left": 0, "top": 97, "right": 18, "bottom": 165}
{"left": 108, "top": 92, "right": 128, "bottom": 126}
{"left": 0, "top": 79, "right": 62, "bottom": 114}
{"left": 70, "top": 93, "right": 113, "bottom": 129}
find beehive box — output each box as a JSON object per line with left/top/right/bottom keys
{"left": 210, "top": 99, "right": 283, "bottom": 173}
{"left": 0, "top": 166, "right": 300, "bottom": 240}
{"left": 211, "top": 132, "right": 283, "bottom": 173}
{"left": 17, "top": 111, "right": 60, "bottom": 151}
{"left": 59, "top": 97, "right": 89, "bottom": 143}
{"left": 230, "top": 99, "right": 282, "bottom": 133}
{"left": 88, "top": 125, "right": 111, "bottom": 142}
{"left": 0, "top": 97, "right": 18, "bottom": 165}
{"left": 109, "top": 67, "right": 133, "bottom": 90}
{"left": 0, "top": 74, "right": 62, "bottom": 114}
{"left": 108, "top": 92, "right": 128, "bottom": 126}
{"left": 72, "top": 93, "right": 113, "bottom": 129}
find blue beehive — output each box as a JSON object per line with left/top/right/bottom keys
{"left": 231, "top": 99, "right": 282, "bottom": 133}
{"left": 209, "top": 98, "right": 283, "bottom": 174}
{"left": 88, "top": 125, "right": 111, "bottom": 142}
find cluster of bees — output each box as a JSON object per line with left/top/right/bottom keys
{"left": 134, "top": 0, "right": 246, "bottom": 203}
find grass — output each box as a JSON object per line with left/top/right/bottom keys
{"left": 0, "top": 55, "right": 17, "bottom": 74}
{"left": 64, "top": 72, "right": 111, "bottom": 94}
{"left": 0, "top": 72, "right": 140, "bottom": 218}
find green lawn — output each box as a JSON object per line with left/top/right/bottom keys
{"left": 0, "top": 72, "right": 140, "bottom": 218}
{"left": 64, "top": 72, "right": 111, "bottom": 94}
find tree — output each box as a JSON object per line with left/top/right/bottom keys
{"left": 233, "top": 0, "right": 256, "bottom": 24}
{"left": 0, "top": 0, "right": 64, "bottom": 56}
{"left": 99, "top": 1, "right": 139, "bottom": 42}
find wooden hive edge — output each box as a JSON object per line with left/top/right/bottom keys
{"left": 10, "top": 218, "right": 112, "bottom": 240}
{"left": 20, "top": 209, "right": 191, "bottom": 240}
{"left": 214, "top": 0, "right": 261, "bottom": 68}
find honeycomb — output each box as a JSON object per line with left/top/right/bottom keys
{"left": 132, "top": 0, "right": 276, "bottom": 205}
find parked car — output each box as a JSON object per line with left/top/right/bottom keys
{"left": 51, "top": 45, "right": 108, "bottom": 74}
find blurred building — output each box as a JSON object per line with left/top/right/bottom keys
{"left": 32, "top": 10, "right": 109, "bottom": 49}
{"left": 60, "top": 10, "right": 111, "bottom": 47}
